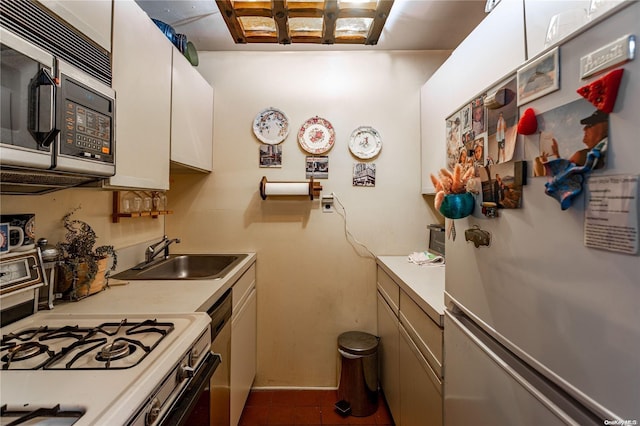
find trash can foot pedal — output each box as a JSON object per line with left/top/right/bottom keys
{"left": 334, "top": 400, "right": 351, "bottom": 417}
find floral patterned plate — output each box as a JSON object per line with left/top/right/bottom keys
{"left": 349, "top": 126, "right": 382, "bottom": 159}
{"left": 298, "top": 116, "right": 335, "bottom": 154}
{"left": 253, "top": 107, "right": 290, "bottom": 144}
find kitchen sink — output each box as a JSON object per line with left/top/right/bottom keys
{"left": 111, "top": 254, "right": 247, "bottom": 280}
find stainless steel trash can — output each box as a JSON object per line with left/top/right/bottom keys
{"left": 336, "top": 331, "right": 380, "bottom": 417}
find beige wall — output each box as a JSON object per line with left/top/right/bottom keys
{"left": 0, "top": 189, "right": 163, "bottom": 257}
{"left": 0, "top": 49, "right": 445, "bottom": 388}
{"left": 167, "top": 50, "right": 446, "bottom": 388}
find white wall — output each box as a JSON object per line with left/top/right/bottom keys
{"left": 166, "top": 50, "right": 447, "bottom": 387}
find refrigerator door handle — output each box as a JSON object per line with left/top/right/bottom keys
{"left": 446, "top": 309, "right": 603, "bottom": 426}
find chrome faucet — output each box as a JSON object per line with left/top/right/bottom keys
{"left": 145, "top": 235, "right": 181, "bottom": 264}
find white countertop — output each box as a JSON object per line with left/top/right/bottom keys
{"left": 376, "top": 255, "right": 445, "bottom": 326}
{"left": 52, "top": 252, "right": 256, "bottom": 315}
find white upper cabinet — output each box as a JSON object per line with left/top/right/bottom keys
{"left": 524, "top": 0, "right": 590, "bottom": 60}
{"left": 420, "top": 0, "right": 526, "bottom": 193}
{"left": 107, "top": 0, "right": 172, "bottom": 190}
{"left": 36, "top": 0, "right": 112, "bottom": 51}
{"left": 170, "top": 53, "right": 214, "bottom": 172}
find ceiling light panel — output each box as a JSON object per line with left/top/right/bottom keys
{"left": 216, "top": 0, "right": 393, "bottom": 45}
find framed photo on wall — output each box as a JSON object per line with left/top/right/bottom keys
{"left": 259, "top": 144, "right": 282, "bottom": 167}
{"left": 517, "top": 47, "right": 560, "bottom": 106}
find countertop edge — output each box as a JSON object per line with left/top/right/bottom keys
{"left": 376, "top": 256, "right": 445, "bottom": 327}
{"left": 195, "top": 253, "right": 257, "bottom": 312}
{"left": 50, "top": 253, "right": 257, "bottom": 315}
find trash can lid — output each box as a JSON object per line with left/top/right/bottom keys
{"left": 338, "top": 331, "right": 379, "bottom": 355}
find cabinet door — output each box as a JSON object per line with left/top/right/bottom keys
{"left": 524, "top": 0, "right": 591, "bottom": 60}
{"left": 108, "top": 0, "right": 171, "bottom": 190}
{"left": 36, "top": 0, "right": 112, "bottom": 51}
{"left": 231, "top": 288, "right": 256, "bottom": 426}
{"left": 421, "top": 0, "right": 525, "bottom": 193}
{"left": 171, "top": 52, "right": 213, "bottom": 172}
{"left": 399, "top": 324, "right": 443, "bottom": 426}
{"left": 377, "top": 292, "right": 400, "bottom": 423}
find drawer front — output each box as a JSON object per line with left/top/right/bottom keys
{"left": 400, "top": 290, "right": 443, "bottom": 377}
{"left": 232, "top": 263, "right": 256, "bottom": 314}
{"left": 377, "top": 266, "right": 400, "bottom": 314}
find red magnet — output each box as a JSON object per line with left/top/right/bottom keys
{"left": 576, "top": 68, "right": 624, "bottom": 114}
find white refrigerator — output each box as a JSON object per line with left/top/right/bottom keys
{"left": 444, "top": 1, "right": 640, "bottom": 424}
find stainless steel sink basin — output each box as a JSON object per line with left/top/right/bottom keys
{"left": 111, "top": 254, "right": 247, "bottom": 280}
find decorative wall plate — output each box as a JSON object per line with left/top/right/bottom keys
{"left": 253, "top": 107, "right": 290, "bottom": 144}
{"left": 349, "top": 126, "right": 382, "bottom": 159}
{"left": 298, "top": 116, "right": 335, "bottom": 154}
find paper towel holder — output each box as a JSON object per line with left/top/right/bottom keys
{"left": 259, "top": 176, "right": 323, "bottom": 200}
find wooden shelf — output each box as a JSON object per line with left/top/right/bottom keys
{"left": 112, "top": 191, "right": 173, "bottom": 223}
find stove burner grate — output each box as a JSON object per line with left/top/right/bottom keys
{"left": 0, "top": 319, "right": 175, "bottom": 370}
{"left": 39, "top": 326, "right": 89, "bottom": 342}
{"left": 126, "top": 319, "right": 174, "bottom": 336}
{"left": 1, "top": 327, "right": 49, "bottom": 345}
{"left": 1, "top": 403, "right": 84, "bottom": 425}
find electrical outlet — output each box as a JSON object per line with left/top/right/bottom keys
{"left": 321, "top": 195, "right": 334, "bottom": 213}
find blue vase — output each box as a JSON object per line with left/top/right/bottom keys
{"left": 152, "top": 19, "right": 176, "bottom": 46}
{"left": 440, "top": 192, "right": 475, "bottom": 219}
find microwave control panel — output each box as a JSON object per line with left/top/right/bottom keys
{"left": 60, "top": 100, "right": 113, "bottom": 163}
{"left": 57, "top": 75, "right": 115, "bottom": 166}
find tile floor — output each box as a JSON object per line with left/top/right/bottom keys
{"left": 239, "top": 389, "right": 395, "bottom": 425}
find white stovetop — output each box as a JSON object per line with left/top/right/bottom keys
{"left": 0, "top": 312, "right": 210, "bottom": 426}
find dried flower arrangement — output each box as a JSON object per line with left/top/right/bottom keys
{"left": 431, "top": 163, "right": 476, "bottom": 211}
{"left": 56, "top": 206, "right": 117, "bottom": 299}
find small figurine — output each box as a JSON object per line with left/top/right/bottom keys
{"left": 465, "top": 225, "right": 491, "bottom": 248}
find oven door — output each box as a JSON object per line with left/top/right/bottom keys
{"left": 0, "top": 27, "right": 57, "bottom": 169}
{"left": 159, "top": 351, "right": 221, "bottom": 426}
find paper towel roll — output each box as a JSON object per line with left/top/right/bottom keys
{"left": 259, "top": 176, "right": 322, "bottom": 200}
{"left": 263, "top": 182, "right": 309, "bottom": 196}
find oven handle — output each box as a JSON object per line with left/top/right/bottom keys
{"left": 159, "top": 351, "right": 220, "bottom": 426}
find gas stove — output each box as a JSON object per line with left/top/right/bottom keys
{"left": 1, "top": 318, "right": 175, "bottom": 370}
{"left": 0, "top": 312, "right": 214, "bottom": 425}
{"left": 1, "top": 250, "right": 216, "bottom": 425}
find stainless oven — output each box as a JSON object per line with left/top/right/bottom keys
{"left": 0, "top": 1, "right": 115, "bottom": 194}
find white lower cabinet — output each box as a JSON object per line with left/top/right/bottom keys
{"left": 231, "top": 265, "right": 257, "bottom": 426}
{"left": 399, "top": 324, "right": 443, "bottom": 426}
{"left": 377, "top": 293, "right": 400, "bottom": 421}
{"left": 377, "top": 266, "right": 443, "bottom": 426}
